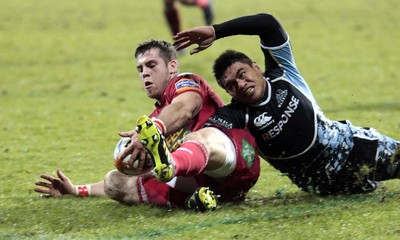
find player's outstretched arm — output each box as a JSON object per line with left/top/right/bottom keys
{"left": 173, "top": 26, "right": 216, "bottom": 55}
{"left": 174, "top": 13, "right": 288, "bottom": 53}
{"left": 34, "top": 169, "right": 106, "bottom": 197}
{"left": 117, "top": 90, "right": 204, "bottom": 171}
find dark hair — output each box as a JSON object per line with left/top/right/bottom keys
{"left": 213, "top": 50, "right": 253, "bottom": 88}
{"left": 135, "top": 39, "right": 177, "bottom": 64}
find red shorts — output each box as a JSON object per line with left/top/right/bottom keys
{"left": 197, "top": 128, "right": 260, "bottom": 202}
{"left": 137, "top": 128, "right": 260, "bottom": 208}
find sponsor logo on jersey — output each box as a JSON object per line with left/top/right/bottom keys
{"left": 241, "top": 139, "right": 255, "bottom": 167}
{"left": 207, "top": 116, "right": 233, "bottom": 129}
{"left": 254, "top": 112, "right": 274, "bottom": 130}
{"left": 262, "top": 95, "right": 300, "bottom": 140}
{"left": 276, "top": 89, "right": 288, "bottom": 108}
{"left": 175, "top": 78, "right": 200, "bottom": 91}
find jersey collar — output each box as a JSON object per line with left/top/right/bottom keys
{"left": 250, "top": 77, "right": 271, "bottom": 107}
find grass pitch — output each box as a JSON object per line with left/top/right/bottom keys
{"left": 1, "top": 0, "right": 399, "bottom": 239}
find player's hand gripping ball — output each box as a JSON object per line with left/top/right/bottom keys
{"left": 113, "top": 137, "right": 153, "bottom": 175}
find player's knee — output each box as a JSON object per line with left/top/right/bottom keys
{"left": 104, "top": 170, "right": 139, "bottom": 205}
{"left": 104, "top": 170, "right": 124, "bottom": 200}
{"left": 183, "top": 128, "right": 209, "bottom": 142}
{"left": 185, "top": 128, "right": 225, "bottom": 151}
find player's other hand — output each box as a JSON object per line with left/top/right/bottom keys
{"left": 173, "top": 26, "right": 216, "bottom": 55}
{"left": 34, "top": 169, "right": 75, "bottom": 197}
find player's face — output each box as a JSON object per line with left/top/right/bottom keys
{"left": 136, "top": 48, "right": 177, "bottom": 99}
{"left": 220, "top": 61, "right": 266, "bottom": 104}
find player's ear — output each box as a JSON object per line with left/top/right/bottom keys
{"left": 252, "top": 62, "right": 263, "bottom": 74}
{"left": 168, "top": 59, "right": 179, "bottom": 74}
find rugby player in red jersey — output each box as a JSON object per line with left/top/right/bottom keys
{"left": 35, "top": 39, "right": 260, "bottom": 211}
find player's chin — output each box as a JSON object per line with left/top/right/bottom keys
{"left": 145, "top": 91, "right": 162, "bottom": 100}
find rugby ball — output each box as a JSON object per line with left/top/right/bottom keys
{"left": 113, "top": 137, "right": 153, "bottom": 175}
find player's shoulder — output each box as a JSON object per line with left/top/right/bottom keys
{"left": 206, "top": 104, "right": 245, "bottom": 129}
{"left": 175, "top": 72, "right": 207, "bottom": 83}
{"left": 172, "top": 72, "right": 213, "bottom": 91}
{"left": 215, "top": 102, "right": 246, "bottom": 119}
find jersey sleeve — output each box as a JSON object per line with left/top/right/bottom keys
{"left": 261, "top": 38, "right": 316, "bottom": 103}
{"left": 169, "top": 73, "right": 204, "bottom": 99}
{"left": 213, "top": 13, "right": 287, "bottom": 47}
{"left": 204, "top": 104, "right": 246, "bottom": 130}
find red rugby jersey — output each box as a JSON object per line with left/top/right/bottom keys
{"left": 149, "top": 73, "right": 224, "bottom": 150}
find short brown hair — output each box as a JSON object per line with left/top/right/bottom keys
{"left": 135, "top": 39, "right": 177, "bottom": 64}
